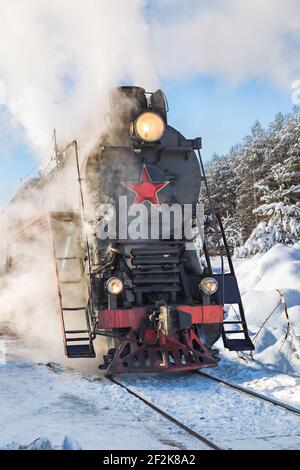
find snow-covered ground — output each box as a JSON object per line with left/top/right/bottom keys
{"left": 1, "top": 351, "right": 300, "bottom": 450}
{"left": 232, "top": 243, "right": 300, "bottom": 376}
{"left": 205, "top": 356, "right": 300, "bottom": 408}
{"left": 0, "top": 350, "right": 208, "bottom": 450}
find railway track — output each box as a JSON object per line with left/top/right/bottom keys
{"left": 108, "top": 376, "right": 222, "bottom": 450}
{"left": 112, "top": 372, "right": 300, "bottom": 450}
{"left": 197, "top": 371, "right": 300, "bottom": 417}
{"left": 42, "top": 359, "right": 300, "bottom": 449}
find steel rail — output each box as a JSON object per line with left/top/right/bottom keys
{"left": 198, "top": 371, "right": 300, "bottom": 416}
{"left": 108, "top": 376, "right": 224, "bottom": 450}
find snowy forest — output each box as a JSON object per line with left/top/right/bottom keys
{"left": 206, "top": 107, "right": 300, "bottom": 257}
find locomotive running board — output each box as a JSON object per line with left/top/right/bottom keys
{"left": 105, "top": 329, "right": 218, "bottom": 375}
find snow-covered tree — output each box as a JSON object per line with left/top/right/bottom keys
{"left": 206, "top": 108, "right": 300, "bottom": 256}
{"left": 237, "top": 156, "right": 300, "bottom": 256}
{"left": 222, "top": 213, "right": 244, "bottom": 250}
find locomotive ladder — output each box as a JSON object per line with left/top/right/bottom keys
{"left": 57, "top": 142, "right": 96, "bottom": 359}
{"left": 197, "top": 148, "right": 254, "bottom": 352}
{"left": 204, "top": 210, "right": 254, "bottom": 352}
{"left": 50, "top": 212, "right": 96, "bottom": 359}
{"left": 56, "top": 253, "right": 96, "bottom": 359}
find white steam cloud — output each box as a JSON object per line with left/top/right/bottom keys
{"left": 0, "top": 0, "right": 300, "bottom": 161}
{"left": 149, "top": 0, "right": 300, "bottom": 85}
{"left": 0, "top": 0, "right": 156, "bottom": 161}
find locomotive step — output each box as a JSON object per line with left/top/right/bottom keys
{"left": 65, "top": 337, "right": 92, "bottom": 342}
{"left": 222, "top": 337, "right": 254, "bottom": 351}
{"left": 223, "top": 329, "right": 246, "bottom": 334}
{"left": 62, "top": 307, "right": 86, "bottom": 311}
{"left": 65, "top": 329, "right": 90, "bottom": 334}
{"left": 66, "top": 344, "right": 96, "bottom": 358}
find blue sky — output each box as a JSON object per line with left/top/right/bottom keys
{"left": 163, "top": 77, "right": 294, "bottom": 161}
{"left": 0, "top": 75, "right": 294, "bottom": 205}
{"left": 0, "top": 108, "right": 36, "bottom": 204}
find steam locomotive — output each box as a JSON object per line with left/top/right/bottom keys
{"left": 1, "top": 86, "right": 254, "bottom": 374}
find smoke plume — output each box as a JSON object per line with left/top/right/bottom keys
{"left": 0, "top": 0, "right": 156, "bottom": 161}
{"left": 1, "top": 1, "right": 300, "bottom": 161}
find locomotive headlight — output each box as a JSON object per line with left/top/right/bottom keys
{"left": 106, "top": 277, "right": 123, "bottom": 295}
{"left": 131, "top": 112, "right": 165, "bottom": 142}
{"left": 199, "top": 277, "right": 218, "bottom": 295}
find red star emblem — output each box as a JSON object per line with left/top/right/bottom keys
{"left": 122, "top": 165, "right": 170, "bottom": 205}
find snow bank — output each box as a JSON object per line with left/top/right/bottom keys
{"left": 230, "top": 243, "right": 300, "bottom": 375}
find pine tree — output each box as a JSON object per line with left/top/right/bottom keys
{"left": 237, "top": 156, "right": 300, "bottom": 256}
{"left": 206, "top": 108, "right": 300, "bottom": 256}
{"left": 235, "top": 120, "right": 266, "bottom": 234}
{"left": 205, "top": 152, "right": 242, "bottom": 250}
{"left": 222, "top": 212, "right": 244, "bottom": 250}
